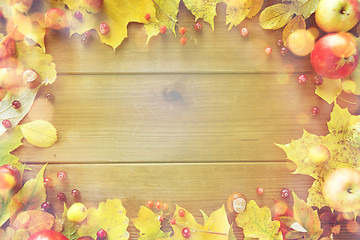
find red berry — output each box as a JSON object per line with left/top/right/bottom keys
{"left": 97, "top": 229, "right": 107, "bottom": 239}
{"left": 162, "top": 202, "right": 168, "bottom": 210}
{"left": 276, "top": 39, "right": 283, "bottom": 47}
{"left": 313, "top": 75, "right": 323, "bottom": 85}
{"left": 2, "top": 119, "right": 11, "bottom": 129}
{"left": 12, "top": 100, "right": 21, "bottom": 109}
{"left": 256, "top": 187, "right": 264, "bottom": 195}
{"left": 297, "top": 74, "right": 308, "bottom": 85}
{"left": 180, "top": 37, "right": 187, "bottom": 45}
{"left": 57, "top": 192, "right": 66, "bottom": 201}
{"left": 81, "top": 37, "right": 88, "bottom": 45}
{"left": 265, "top": 46, "right": 272, "bottom": 55}
{"left": 83, "top": 31, "right": 92, "bottom": 39}
{"left": 179, "top": 27, "right": 186, "bottom": 35}
{"left": 57, "top": 171, "right": 67, "bottom": 181}
{"left": 241, "top": 27, "right": 248, "bottom": 37}
{"left": 178, "top": 209, "right": 186, "bottom": 217}
{"left": 155, "top": 201, "right": 162, "bottom": 209}
{"left": 280, "top": 188, "right": 291, "bottom": 199}
{"left": 312, "top": 106, "right": 320, "bottom": 115}
{"left": 43, "top": 177, "right": 53, "bottom": 187}
{"left": 194, "top": 22, "right": 202, "bottom": 31}
{"left": 158, "top": 215, "right": 163, "bottom": 222}
{"left": 41, "top": 201, "right": 52, "bottom": 212}
{"left": 170, "top": 218, "right": 176, "bottom": 225}
{"left": 144, "top": 13, "right": 150, "bottom": 20}
{"left": 74, "top": 11, "right": 82, "bottom": 20}
{"left": 182, "top": 228, "right": 191, "bottom": 238}
{"left": 146, "top": 200, "right": 154, "bottom": 208}
{"left": 280, "top": 46, "right": 289, "bottom": 56}
{"left": 71, "top": 188, "right": 80, "bottom": 197}
{"left": 99, "top": 23, "right": 110, "bottom": 35}
{"left": 159, "top": 25, "right": 167, "bottom": 34}
{"left": 45, "top": 93, "right": 54, "bottom": 102}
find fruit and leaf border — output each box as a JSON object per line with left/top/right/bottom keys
{"left": 0, "top": 0, "right": 360, "bottom": 239}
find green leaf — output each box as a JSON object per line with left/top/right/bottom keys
{"left": 61, "top": 203, "right": 79, "bottom": 240}
{"left": 0, "top": 126, "right": 25, "bottom": 170}
{"left": 200, "top": 209, "right": 209, "bottom": 225}
{"left": 259, "top": 3, "right": 294, "bottom": 30}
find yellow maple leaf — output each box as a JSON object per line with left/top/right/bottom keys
{"left": 226, "top": 0, "right": 252, "bottom": 31}
{"left": 277, "top": 103, "right": 360, "bottom": 208}
{"left": 78, "top": 199, "right": 129, "bottom": 240}
{"left": 236, "top": 200, "right": 283, "bottom": 240}
{"left": 315, "top": 78, "right": 342, "bottom": 104}
{"left": 20, "top": 120, "right": 57, "bottom": 148}
{"left": 183, "top": 0, "right": 222, "bottom": 30}
{"left": 259, "top": 3, "right": 294, "bottom": 30}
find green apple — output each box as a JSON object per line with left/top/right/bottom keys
{"left": 309, "top": 144, "right": 331, "bottom": 164}
{"left": 323, "top": 168, "right": 360, "bottom": 212}
{"left": 315, "top": 0, "right": 360, "bottom": 33}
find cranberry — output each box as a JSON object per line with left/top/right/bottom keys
{"left": 12, "top": 100, "right": 21, "bottom": 109}
{"left": 41, "top": 201, "right": 52, "bottom": 212}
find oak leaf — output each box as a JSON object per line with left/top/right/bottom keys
{"left": 236, "top": 200, "right": 283, "bottom": 240}
{"left": 12, "top": 210, "right": 55, "bottom": 235}
{"left": 77, "top": 199, "right": 130, "bottom": 240}
{"left": 277, "top": 103, "right": 360, "bottom": 209}
{"left": 226, "top": 0, "right": 252, "bottom": 31}
{"left": 20, "top": 120, "right": 57, "bottom": 148}
{"left": 183, "top": 0, "right": 222, "bottom": 30}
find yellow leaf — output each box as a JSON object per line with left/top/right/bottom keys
{"left": 236, "top": 200, "right": 283, "bottom": 240}
{"left": 246, "top": 0, "right": 263, "bottom": 19}
{"left": 226, "top": 0, "right": 252, "bottom": 31}
{"left": 144, "top": 0, "right": 181, "bottom": 42}
{"left": 282, "top": 15, "right": 306, "bottom": 47}
{"left": 290, "top": 0, "right": 320, "bottom": 19}
{"left": 259, "top": 4, "right": 293, "bottom": 30}
{"left": 20, "top": 120, "right": 57, "bottom": 148}
{"left": 315, "top": 78, "right": 342, "bottom": 104}
{"left": 183, "top": 0, "right": 223, "bottom": 30}
{"left": 78, "top": 199, "right": 129, "bottom": 240}
{"left": 349, "top": 64, "right": 360, "bottom": 95}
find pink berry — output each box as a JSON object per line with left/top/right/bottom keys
{"left": 2, "top": 119, "right": 11, "bottom": 129}
{"left": 241, "top": 27, "right": 248, "bottom": 37}
{"left": 180, "top": 37, "right": 187, "bottom": 45}
{"left": 170, "top": 218, "right": 176, "bottom": 225}
{"left": 280, "top": 46, "right": 289, "bottom": 56}
{"left": 57, "top": 192, "right": 66, "bottom": 201}
{"left": 178, "top": 209, "right": 186, "bottom": 217}
{"left": 45, "top": 93, "right": 54, "bottom": 102}
{"left": 297, "top": 74, "right": 308, "bottom": 85}
{"left": 265, "top": 46, "right": 272, "bottom": 55}
{"left": 312, "top": 106, "right": 320, "bottom": 115}
{"left": 71, "top": 188, "right": 80, "bottom": 197}
{"left": 276, "top": 39, "right": 283, "bottom": 47}
{"left": 99, "top": 23, "right": 110, "bottom": 35}
{"left": 74, "top": 11, "right": 82, "bottom": 20}
{"left": 144, "top": 13, "right": 150, "bottom": 20}
{"left": 313, "top": 75, "right": 323, "bottom": 85}
{"left": 43, "top": 177, "right": 53, "bottom": 187}
{"left": 83, "top": 31, "right": 92, "bottom": 39}
{"left": 159, "top": 25, "right": 167, "bottom": 34}
{"left": 182, "top": 228, "right": 191, "bottom": 238}
{"left": 257, "top": 187, "right": 264, "bottom": 195}
{"left": 194, "top": 22, "right": 202, "bottom": 31}
{"left": 280, "top": 188, "right": 291, "bottom": 199}
{"left": 12, "top": 100, "right": 21, "bottom": 109}
{"left": 41, "top": 201, "right": 52, "bottom": 212}
{"left": 57, "top": 171, "right": 67, "bottom": 181}
{"left": 97, "top": 229, "right": 107, "bottom": 239}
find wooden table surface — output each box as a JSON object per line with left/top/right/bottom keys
{"left": 16, "top": 3, "right": 360, "bottom": 239}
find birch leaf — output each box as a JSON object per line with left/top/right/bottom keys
{"left": 20, "top": 120, "right": 57, "bottom": 148}
{"left": 259, "top": 4, "right": 294, "bottom": 30}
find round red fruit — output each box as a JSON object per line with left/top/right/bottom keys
{"left": 276, "top": 39, "right": 283, "bottom": 47}
{"left": 41, "top": 201, "right": 52, "bottom": 212}
{"left": 194, "top": 22, "right": 202, "bottom": 31}
{"left": 74, "top": 11, "right": 83, "bottom": 20}
{"left": 182, "top": 228, "right": 191, "bottom": 238}
{"left": 57, "top": 192, "right": 66, "bottom": 202}
{"left": 71, "top": 188, "right": 80, "bottom": 197}
{"left": 28, "top": 230, "right": 69, "bottom": 240}
{"left": 180, "top": 37, "right": 187, "bottom": 45}
{"left": 2, "top": 119, "right": 11, "bottom": 129}
{"left": 57, "top": 171, "right": 67, "bottom": 181}
{"left": 99, "top": 23, "right": 110, "bottom": 35}
{"left": 280, "top": 188, "right": 291, "bottom": 199}
{"left": 146, "top": 200, "right": 154, "bottom": 208}
{"left": 155, "top": 201, "right": 162, "bottom": 209}
{"left": 162, "top": 202, "right": 168, "bottom": 210}
{"left": 12, "top": 100, "right": 21, "bottom": 109}
{"left": 179, "top": 27, "right": 186, "bottom": 35}
{"left": 170, "top": 218, "right": 176, "bottom": 225}
{"left": 160, "top": 25, "right": 167, "bottom": 34}
{"left": 297, "top": 74, "right": 308, "bottom": 84}
{"left": 241, "top": 27, "right": 248, "bottom": 37}
{"left": 0, "top": 164, "right": 21, "bottom": 191}
{"left": 178, "top": 209, "right": 186, "bottom": 217}
{"left": 45, "top": 8, "right": 68, "bottom": 30}
{"left": 97, "top": 229, "right": 107, "bottom": 239}
{"left": 280, "top": 47, "right": 289, "bottom": 56}
{"left": 43, "top": 177, "right": 53, "bottom": 187}
{"left": 158, "top": 215, "right": 163, "bottom": 222}
{"left": 313, "top": 75, "right": 323, "bottom": 85}
{"left": 312, "top": 107, "right": 320, "bottom": 115}
{"left": 256, "top": 187, "right": 264, "bottom": 195}
{"left": 144, "top": 13, "right": 150, "bottom": 20}
{"left": 265, "top": 46, "right": 272, "bottom": 55}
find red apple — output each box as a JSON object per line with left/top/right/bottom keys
{"left": 45, "top": 8, "right": 68, "bottom": 30}
{"left": 310, "top": 33, "right": 358, "bottom": 79}
{"left": 28, "top": 230, "right": 69, "bottom": 240}
{"left": 0, "top": 164, "right": 21, "bottom": 191}
{"left": 81, "top": 0, "right": 103, "bottom": 13}
{"left": 323, "top": 168, "right": 360, "bottom": 212}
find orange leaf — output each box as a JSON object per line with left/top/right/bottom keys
{"left": 282, "top": 15, "right": 305, "bottom": 47}
{"left": 12, "top": 210, "right": 55, "bottom": 235}
{"left": 0, "top": 32, "right": 16, "bottom": 60}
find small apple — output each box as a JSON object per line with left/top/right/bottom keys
{"left": 81, "top": 0, "right": 103, "bottom": 13}
{"left": 315, "top": 0, "right": 360, "bottom": 33}
{"left": 45, "top": 8, "right": 68, "bottom": 30}
{"left": 323, "top": 168, "right": 360, "bottom": 212}
{"left": 0, "top": 164, "right": 21, "bottom": 191}
{"left": 309, "top": 144, "right": 331, "bottom": 164}
{"left": 310, "top": 32, "right": 359, "bottom": 79}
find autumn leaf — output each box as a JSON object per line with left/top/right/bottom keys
{"left": 78, "top": 199, "right": 129, "bottom": 240}
{"left": 315, "top": 79, "right": 342, "bottom": 104}
{"left": 236, "top": 200, "right": 283, "bottom": 240}
{"left": 290, "top": 0, "right": 320, "bottom": 20}
{"left": 226, "top": 0, "right": 252, "bottom": 31}
{"left": 12, "top": 210, "right": 55, "bottom": 235}
{"left": 10, "top": 164, "right": 47, "bottom": 224}
{"left": 2, "top": 227, "right": 30, "bottom": 240}
{"left": 0, "top": 126, "right": 25, "bottom": 170}
{"left": 247, "top": 0, "right": 263, "bottom": 18}
{"left": 132, "top": 206, "right": 171, "bottom": 240}
{"left": 183, "top": 0, "right": 222, "bottom": 30}
{"left": 61, "top": 203, "right": 79, "bottom": 240}
{"left": 349, "top": 64, "right": 360, "bottom": 95}
{"left": 20, "top": 120, "right": 57, "bottom": 148}
{"left": 277, "top": 103, "right": 360, "bottom": 208}
{"left": 259, "top": 4, "right": 294, "bottom": 30}
{"left": 282, "top": 16, "right": 306, "bottom": 47}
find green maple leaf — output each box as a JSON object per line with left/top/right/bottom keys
{"left": 277, "top": 103, "right": 360, "bottom": 208}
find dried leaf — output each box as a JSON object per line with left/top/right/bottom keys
{"left": 236, "top": 200, "right": 283, "bottom": 240}
{"left": 53, "top": 218, "right": 65, "bottom": 233}
{"left": 20, "top": 120, "right": 57, "bottom": 148}
{"left": 282, "top": 15, "right": 306, "bottom": 47}
{"left": 78, "top": 199, "right": 129, "bottom": 239}
{"left": 10, "top": 164, "right": 47, "bottom": 224}
{"left": 12, "top": 210, "right": 55, "bottom": 235}
{"left": 259, "top": 4, "right": 294, "bottom": 30}
{"left": 3, "top": 227, "right": 30, "bottom": 240}
{"left": 226, "top": 0, "right": 252, "bottom": 31}
{"left": 247, "top": 0, "right": 263, "bottom": 19}
{"left": 315, "top": 78, "right": 342, "bottom": 104}
{"left": 285, "top": 231, "right": 306, "bottom": 239}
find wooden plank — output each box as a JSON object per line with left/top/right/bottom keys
{"left": 25, "top": 162, "right": 315, "bottom": 239}
{"left": 15, "top": 74, "right": 333, "bottom": 164}
{"left": 44, "top": 3, "right": 313, "bottom": 74}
